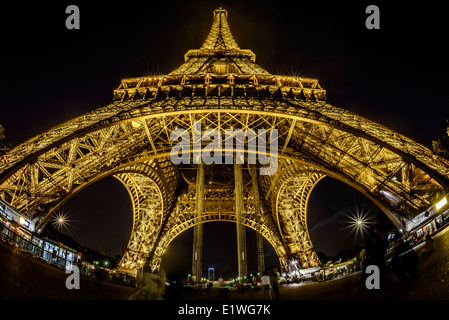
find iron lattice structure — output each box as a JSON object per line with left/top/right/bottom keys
{"left": 1, "top": 8, "right": 449, "bottom": 274}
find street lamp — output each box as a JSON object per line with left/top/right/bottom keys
{"left": 53, "top": 211, "right": 70, "bottom": 231}
{"left": 52, "top": 210, "right": 71, "bottom": 242}
{"left": 344, "top": 209, "right": 374, "bottom": 241}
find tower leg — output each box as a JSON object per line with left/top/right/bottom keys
{"left": 250, "top": 164, "right": 265, "bottom": 276}
{"left": 192, "top": 161, "right": 205, "bottom": 283}
{"left": 234, "top": 162, "right": 248, "bottom": 282}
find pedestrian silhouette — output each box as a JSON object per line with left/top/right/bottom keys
{"left": 129, "top": 268, "right": 166, "bottom": 300}
{"left": 271, "top": 267, "right": 280, "bottom": 300}
{"left": 261, "top": 271, "right": 272, "bottom": 300}
{"left": 358, "top": 243, "right": 366, "bottom": 271}
{"left": 421, "top": 233, "right": 435, "bottom": 255}
{"left": 390, "top": 238, "right": 419, "bottom": 285}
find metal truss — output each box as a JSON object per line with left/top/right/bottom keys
{"left": 276, "top": 171, "right": 324, "bottom": 268}
{"left": 114, "top": 171, "right": 164, "bottom": 271}
{"left": 113, "top": 159, "right": 180, "bottom": 272}
{"left": 150, "top": 181, "right": 289, "bottom": 272}
{"left": 1, "top": 8, "right": 449, "bottom": 273}
{"left": 259, "top": 160, "right": 325, "bottom": 268}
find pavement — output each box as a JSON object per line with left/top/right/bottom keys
{"left": 1, "top": 226, "right": 449, "bottom": 301}
{"left": 0, "top": 240, "right": 136, "bottom": 300}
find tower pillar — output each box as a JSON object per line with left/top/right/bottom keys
{"left": 250, "top": 165, "right": 265, "bottom": 276}
{"left": 234, "top": 162, "right": 248, "bottom": 281}
{"left": 192, "top": 161, "right": 205, "bottom": 283}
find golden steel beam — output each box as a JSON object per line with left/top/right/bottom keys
{"left": 234, "top": 162, "right": 248, "bottom": 281}
{"left": 250, "top": 164, "right": 265, "bottom": 275}
{"left": 192, "top": 161, "right": 204, "bottom": 283}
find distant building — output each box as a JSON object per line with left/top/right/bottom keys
{"left": 208, "top": 267, "right": 215, "bottom": 281}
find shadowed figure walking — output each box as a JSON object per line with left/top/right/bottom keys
{"left": 271, "top": 266, "right": 280, "bottom": 300}
{"left": 129, "top": 268, "right": 166, "bottom": 300}
{"left": 261, "top": 271, "right": 272, "bottom": 300}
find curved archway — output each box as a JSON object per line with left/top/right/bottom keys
{"left": 1, "top": 109, "right": 446, "bottom": 229}
{"left": 1, "top": 110, "right": 448, "bottom": 273}
{"left": 307, "top": 177, "right": 395, "bottom": 258}
{"left": 52, "top": 176, "right": 133, "bottom": 259}
{"left": 149, "top": 183, "right": 289, "bottom": 271}
{"left": 160, "top": 221, "right": 281, "bottom": 280}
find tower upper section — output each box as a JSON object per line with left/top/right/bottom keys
{"left": 113, "top": 8, "right": 326, "bottom": 102}
{"left": 201, "top": 8, "right": 240, "bottom": 50}
{"left": 170, "top": 8, "right": 268, "bottom": 75}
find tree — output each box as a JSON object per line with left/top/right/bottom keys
{"left": 0, "top": 125, "right": 12, "bottom": 155}
{"left": 433, "top": 119, "right": 449, "bottom": 160}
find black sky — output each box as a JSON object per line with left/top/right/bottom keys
{"left": 1, "top": 1, "right": 448, "bottom": 275}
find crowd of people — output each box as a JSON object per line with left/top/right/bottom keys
{"left": 128, "top": 265, "right": 283, "bottom": 300}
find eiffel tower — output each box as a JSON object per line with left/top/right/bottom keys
{"left": 1, "top": 8, "right": 448, "bottom": 280}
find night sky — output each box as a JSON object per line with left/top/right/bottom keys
{"left": 1, "top": 1, "right": 447, "bottom": 277}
